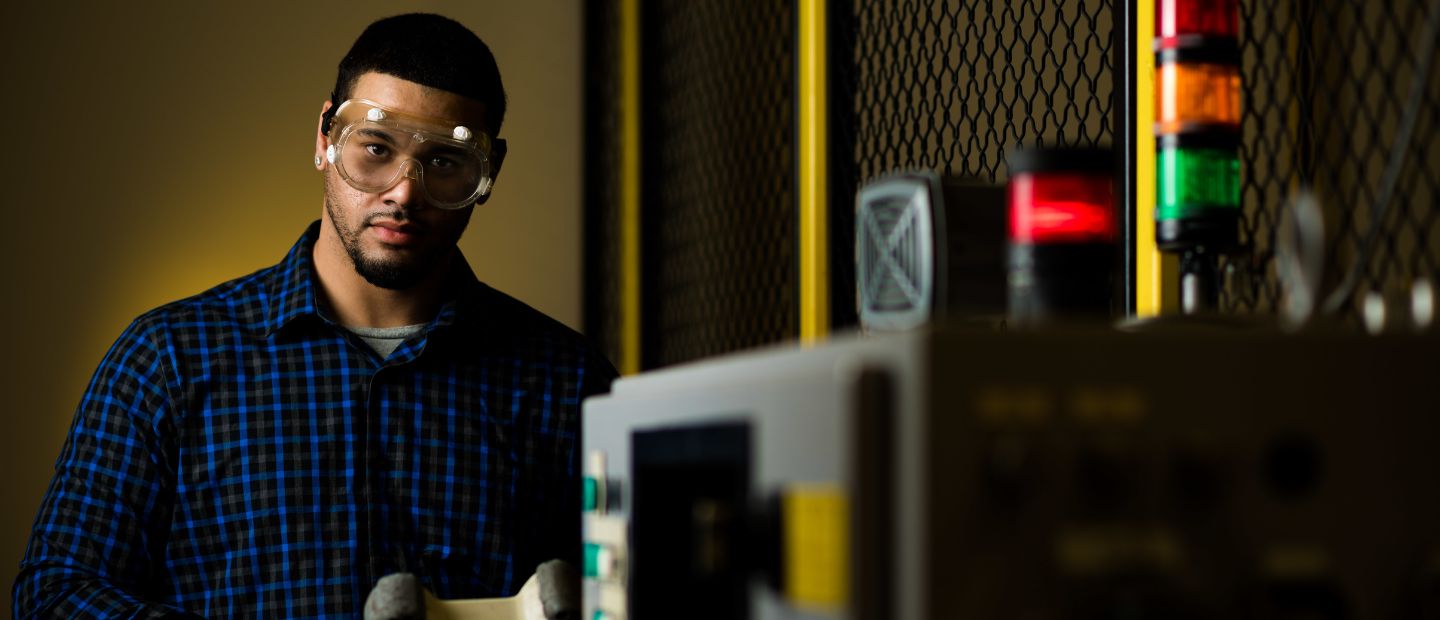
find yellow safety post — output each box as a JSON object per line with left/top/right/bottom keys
{"left": 799, "top": 0, "right": 830, "bottom": 342}
{"left": 620, "top": 0, "right": 642, "bottom": 373}
{"left": 1136, "top": 0, "right": 1180, "bottom": 315}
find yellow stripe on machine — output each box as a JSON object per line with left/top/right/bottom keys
{"left": 783, "top": 483, "right": 848, "bottom": 611}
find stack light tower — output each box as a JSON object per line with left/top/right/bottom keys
{"left": 1155, "top": 0, "right": 1243, "bottom": 312}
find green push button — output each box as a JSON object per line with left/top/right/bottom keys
{"left": 583, "top": 477, "right": 599, "bottom": 512}
{"left": 584, "top": 542, "right": 603, "bottom": 577}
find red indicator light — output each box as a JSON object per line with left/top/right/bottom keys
{"left": 1005, "top": 145, "right": 1117, "bottom": 322}
{"left": 1009, "top": 173, "right": 1117, "bottom": 244}
{"left": 1156, "top": 0, "right": 1239, "bottom": 43}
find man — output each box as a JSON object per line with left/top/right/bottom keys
{"left": 14, "top": 13, "right": 615, "bottom": 618}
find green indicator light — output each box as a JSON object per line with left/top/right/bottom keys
{"left": 584, "top": 542, "right": 602, "bottom": 577}
{"left": 1157, "top": 145, "right": 1240, "bottom": 221}
{"left": 583, "top": 477, "right": 598, "bottom": 512}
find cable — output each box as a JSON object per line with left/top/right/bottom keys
{"left": 1275, "top": 189, "right": 1326, "bottom": 329}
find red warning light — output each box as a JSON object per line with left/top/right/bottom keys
{"left": 1008, "top": 173, "right": 1117, "bottom": 244}
{"left": 1005, "top": 145, "right": 1118, "bottom": 322}
{"left": 1157, "top": 0, "right": 1239, "bottom": 45}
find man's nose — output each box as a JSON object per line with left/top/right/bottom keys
{"left": 381, "top": 160, "right": 425, "bottom": 207}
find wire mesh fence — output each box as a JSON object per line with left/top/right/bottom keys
{"left": 640, "top": 0, "right": 797, "bottom": 368}
{"left": 1226, "top": 0, "right": 1440, "bottom": 325}
{"left": 848, "top": 1, "right": 1115, "bottom": 179}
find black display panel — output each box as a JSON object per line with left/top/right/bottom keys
{"left": 631, "top": 422, "right": 751, "bottom": 620}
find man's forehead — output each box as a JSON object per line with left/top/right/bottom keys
{"left": 349, "top": 72, "right": 488, "bottom": 129}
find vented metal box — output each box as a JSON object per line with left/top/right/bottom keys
{"left": 855, "top": 173, "right": 1007, "bottom": 332}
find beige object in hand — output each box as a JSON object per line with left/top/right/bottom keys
{"left": 365, "top": 560, "right": 579, "bottom": 620}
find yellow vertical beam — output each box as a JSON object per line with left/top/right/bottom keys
{"left": 620, "top": 0, "right": 642, "bottom": 374}
{"left": 799, "top": 0, "right": 830, "bottom": 342}
{"left": 1135, "top": 0, "right": 1179, "bottom": 316}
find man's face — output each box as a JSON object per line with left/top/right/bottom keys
{"left": 318, "top": 72, "right": 490, "bottom": 290}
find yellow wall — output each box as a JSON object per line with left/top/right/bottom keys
{"left": 0, "top": 2, "right": 582, "bottom": 610}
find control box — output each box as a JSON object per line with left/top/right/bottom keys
{"left": 582, "top": 327, "right": 1440, "bottom": 619}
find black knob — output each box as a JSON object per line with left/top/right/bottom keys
{"left": 1263, "top": 433, "right": 1323, "bottom": 500}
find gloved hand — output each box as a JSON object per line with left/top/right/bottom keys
{"left": 364, "top": 559, "right": 580, "bottom": 620}
{"left": 532, "top": 559, "right": 580, "bottom": 620}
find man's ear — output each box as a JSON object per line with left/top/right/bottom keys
{"left": 475, "top": 138, "right": 507, "bottom": 206}
{"left": 314, "top": 100, "right": 334, "bottom": 171}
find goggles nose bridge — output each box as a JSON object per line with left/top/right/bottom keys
{"left": 398, "top": 158, "right": 424, "bottom": 181}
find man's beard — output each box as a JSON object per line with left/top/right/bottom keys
{"left": 324, "top": 193, "right": 451, "bottom": 291}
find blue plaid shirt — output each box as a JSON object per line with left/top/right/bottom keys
{"left": 15, "top": 222, "right": 616, "bottom": 618}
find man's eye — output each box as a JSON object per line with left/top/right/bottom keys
{"left": 427, "top": 156, "right": 458, "bottom": 170}
{"left": 364, "top": 144, "right": 391, "bottom": 158}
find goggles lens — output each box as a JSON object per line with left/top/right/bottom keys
{"left": 328, "top": 100, "right": 493, "bottom": 208}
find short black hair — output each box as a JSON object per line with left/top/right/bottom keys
{"left": 323, "top": 13, "right": 507, "bottom": 135}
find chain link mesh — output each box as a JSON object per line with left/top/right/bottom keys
{"left": 1226, "top": 0, "right": 1440, "bottom": 323}
{"left": 583, "top": 0, "right": 626, "bottom": 367}
{"left": 850, "top": 1, "right": 1115, "bottom": 179}
{"left": 642, "top": 0, "right": 797, "bottom": 368}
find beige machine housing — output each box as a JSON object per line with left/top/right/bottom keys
{"left": 582, "top": 327, "right": 1440, "bottom": 619}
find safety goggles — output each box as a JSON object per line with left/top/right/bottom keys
{"left": 325, "top": 99, "right": 495, "bottom": 209}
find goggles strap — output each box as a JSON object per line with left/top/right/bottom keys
{"left": 321, "top": 91, "right": 341, "bottom": 135}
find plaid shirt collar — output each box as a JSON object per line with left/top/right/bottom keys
{"left": 265, "top": 220, "right": 484, "bottom": 338}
